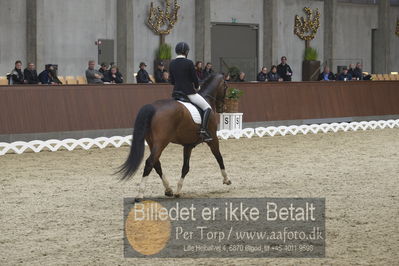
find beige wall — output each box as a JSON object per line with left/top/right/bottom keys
{"left": 0, "top": 0, "right": 397, "bottom": 79}
{"left": 36, "top": 0, "right": 117, "bottom": 77}
{"left": 275, "top": 0, "right": 325, "bottom": 81}
{"left": 390, "top": 6, "right": 399, "bottom": 72}
{"left": 132, "top": 0, "right": 196, "bottom": 77}
{"left": 0, "top": 0, "right": 27, "bottom": 75}
{"left": 334, "top": 3, "right": 378, "bottom": 73}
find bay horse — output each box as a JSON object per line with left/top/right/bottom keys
{"left": 118, "top": 74, "right": 232, "bottom": 199}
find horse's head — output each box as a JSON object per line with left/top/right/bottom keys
{"left": 215, "top": 75, "right": 227, "bottom": 113}
{"left": 200, "top": 74, "right": 227, "bottom": 113}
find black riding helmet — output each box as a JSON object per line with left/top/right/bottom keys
{"left": 175, "top": 42, "right": 190, "bottom": 56}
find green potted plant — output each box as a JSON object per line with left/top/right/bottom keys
{"left": 224, "top": 87, "right": 244, "bottom": 113}
{"left": 302, "top": 47, "right": 320, "bottom": 81}
{"left": 154, "top": 43, "right": 172, "bottom": 74}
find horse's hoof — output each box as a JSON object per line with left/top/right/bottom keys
{"left": 174, "top": 193, "right": 181, "bottom": 198}
{"left": 165, "top": 190, "right": 174, "bottom": 197}
{"left": 223, "top": 180, "right": 232, "bottom": 185}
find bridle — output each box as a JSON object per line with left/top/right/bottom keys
{"left": 203, "top": 77, "right": 227, "bottom": 113}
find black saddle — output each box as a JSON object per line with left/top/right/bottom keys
{"left": 172, "top": 91, "right": 204, "bottom": 117}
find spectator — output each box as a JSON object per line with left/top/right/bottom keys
{"left": 160, "top": 71, "right": 170, "bottom": 83}
{"left": 99, "top": 62, "right": 109, "bottom": 74}
{"left": 277, "top": 56, "right": 293, "bottom": 81}
{"left": 268, "top": 65, "right": 283, "bottom": 82}
{"left": 353, "top": 63, "right": 363, "bottom": 80}
{"left": 136, "top": 62, "right": 151, "bottom": 83}
{"left": 236, "top": 72, "right": 246, "bottom": 82}
{"left": 257, "top": 67, "right": 268, "bottom": 82}
{"left": 24, "top": 62, "right": 39, "bottom": 84}
{"left": 38, "top": 64, "right": 57, "bottom": 85}
{"left": 223, "top": 73, "right": 231, "bottom": 82}
{"left": 86, "top": 60, "right": 104, "bottom": 84}
{"left": 195, "top": 61, "right": 204, "bottom": 83}
{"left": 202, "top": 62, "right": 214, "bottom": 79}
{"left": 348, "top": 64, "right": 355, "bottom": 77}
{"left": 337, "top": 67, "right": 352, "bottom": 81}
{"left": 8, "top": 60, "right": 24, "bottom": 85}
{"left": 154, "top": 61, "right": 167, "bottom": 83}
{"left": 49, "top": 67, "right": 63, "bottom": 84}
{"left": 318, "top": 66, "right": 335, "bottom": 81}
{"left": 103, "top": 66, "right": 124, "bottom": 84}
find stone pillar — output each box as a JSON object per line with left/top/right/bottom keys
{"left": 26, "top": 0, "right": 37, "bottom": 65}
{"left": 374, "top": 0, "right": 390, "bottom": 74}
{"left": 323, "top": 0, "right": 337, "bottom": 70}
{"left": 117, "top": 0, "right": 135, "bottom": 83}
{"left": 195, "top": 0, "right": 211, "bottom": 63}
{"left": 263, "top": 0, "right": 278, "bottom": 68}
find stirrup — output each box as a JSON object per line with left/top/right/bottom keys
{"left": 200, "top": 129, "right": 212, "bottom": 142}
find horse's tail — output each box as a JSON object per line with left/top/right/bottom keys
{"left": 117, "top": 104, "right": 156, "bottom": 181}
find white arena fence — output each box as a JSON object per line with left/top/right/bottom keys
{"left": 1, "top": 119, "right": 398, "bottom": 156}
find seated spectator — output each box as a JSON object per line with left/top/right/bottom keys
{"left": 223, "top": 72, "right": 231, "bottom": 82}
{"left": 195, "top": 61, "right": 204, "bottom": 83}
{"left": 163, "top": 71, "right": 170, "bottom": 82}
{"left": 136, "top": 62, "right": 151, "bottom": 83}
{"left": 8, "top": 60, "right": 24, "bottom": 85}
{"left": 353, "top": 63, "right": 363, "bottom": 80}
{"left": 24, "top": 62, "right": 40, "bottom": 84}
{"left": 236, "top": 72, "right": 246, "bottom": 82}
{"left": 337, "top": 67, "right": 353, "bottom": 81}
{"left": 154, "top": 61, "right": 167, "bottom": 83}
{"left": 267, "top": 65, "right": 283, "bottom": 82}
{"left": 103, "top": 66, "right": 123, "bottom": 84}
{"left": 202, "top": 62, "right": 214, "bottom": 80}
{"left": 348, "top": 64, "right": 355, "bottom": 77}
{"left": 277, "top": 56, "right": 293, "bottom": 81}
{"left": 49, "top": 67, "right": 62, "bottom": 84}
{"left": 86, "top": 60, "right": 104, "bottom": 84}
{"left": 318, "top": 66, "right": 335, "bottom": 81}
{"left": 38, "top": 64, "right": 57, "bottom": 85}
{"left": 257, "top": 67, "right": 268, "bottom": 82}
{"left": 157, "top": 71, "right": 170, "bottom": 83}
{"left": 99, "top": 62, "right": 109, "bottom": 74}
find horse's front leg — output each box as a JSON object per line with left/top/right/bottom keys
{"left": 175, "top": 145, "right": 194, "bottom": 198}
{"left": 207, "top": 138, "right": 231, "bottom": 185}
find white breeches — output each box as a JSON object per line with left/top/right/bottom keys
{"left": 187, "top": 93, "right": 211, "bottom": 111}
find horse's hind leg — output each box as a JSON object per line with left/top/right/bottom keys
{"left": 154, "top": 161, "right": 173, "bottom": 197}
{"left": 136, "top": 154, "right": 153, "bottom": 200}
{"left": 136, "top": 141, "right": 167, "bottom": 200}
{"left": 175, "top": 145, "right": 194, "bottom": 198}
{"left": 150, "top": 137, "right": 173, "bottom": 196}
{"left": 207, "top": 138, "right": 231, "bottom": 185}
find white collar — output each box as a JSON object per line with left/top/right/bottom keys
{"left": 176, "top": 55, "right": 186, "bottom": 59}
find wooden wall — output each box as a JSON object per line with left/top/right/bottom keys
{"left": 1, "top": 81, "right": 398, "bottom": 135}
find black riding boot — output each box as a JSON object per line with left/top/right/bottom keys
{"left": 200, "top": 108, "right": 213, "bottom": 142}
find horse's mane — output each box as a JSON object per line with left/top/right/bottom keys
{"left": 199, "top": 74, "right": 219, "bottom": 96}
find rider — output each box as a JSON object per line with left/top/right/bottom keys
{"left": 169, "top": 42, "right": 213, "bottom": 142}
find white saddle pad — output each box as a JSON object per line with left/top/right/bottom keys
{"left": 178, "top": 101, "right": 202, "bottom": 124}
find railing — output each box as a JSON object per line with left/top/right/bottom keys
{"left": 1, "top": 119, "right": 398, "bottom": 155}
